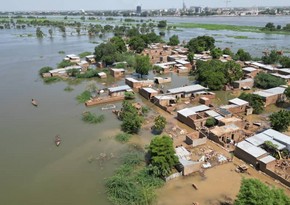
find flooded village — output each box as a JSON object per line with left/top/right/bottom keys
{"left": 40, "top": 39, "right": 290, "bottom": 204}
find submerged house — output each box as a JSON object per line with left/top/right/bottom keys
{"left": 125, "top": 77, "right": 154, "bottom": 89}
{"left": 139, "top": 87, "right": 158, "bottom": 100}
{"left": 108, "top": 85, "right": 132, "bottom": 97}
{"left": 152, "top": 95, "right": 177, "bottom": 113}
{"left": 64, "top": 54, "right": 81, "bottom": 63}
{"left": 110, "top": 68, "right": 125, "bottom": 78}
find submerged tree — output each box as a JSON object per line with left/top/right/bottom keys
{"left": 36, "top": 27, "right": 44, "bottom": 38}
{"left": 135, "top": 55, "right": 151, "bottom": 77}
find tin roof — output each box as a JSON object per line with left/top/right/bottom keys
{"left": 229, "top": 98, "right": 249, "bottom": 106}
{"left": 243, "top": 67, "right": 257, "bottom": 72}
{"left": 246, "top": 133, "right": 272, "bottom": 147}
{"left": 167, "top": 84, "right": 207, "bottom": 94}
{"left": 259, "top": 155, "right": 276, "bottom": 164}
{"left": 108, "top": 85, "right": 131, "bottom": 93}
{"left": 236, "top": 141, "right": 267, "bottom": 158}
{"left": 142, "top": 87, "right": 158, "bottom": 94}
{"left": 177, "top": 105, "right": 210, "bottom": 117}
{"left": 263, "top": 129, "right": 290, "bottom": 146}
{"left": 254, "top": 86, "right": 286, "bottom": 98}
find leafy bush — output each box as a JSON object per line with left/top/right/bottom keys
{"left": 39, "top": 66, "right": 53, "bottom": 75}
{"left": 76, "top": 90, "right": 91, "bottom": 103}
{"left": 82, "top": 112, "right": 104, "bottom": 124}
{"left": 43, "top": 77, "right": 61, "bottom": 83}
{"left": 57, "top": 60, "right": 74, "bottom": 68}
{"left": 205, "top": 117, "right": 216, "bottom": 127}
{"left": 115, "top": 133, "right": 132, "bottom": 143}
{"left": 254, "top": 73, "right": 286, "bottom": 89}
{"left": 76, "top": 69, "right": 99, "bottom": 78}
{"left": 64, "top": 86, "right": 74, "bottom": 92}
{"left": 79, "top": 51, "right": 92, "bottom": 58}
{"left": 239, "top": 93, "right": 264, "bottom": 114}
{"left": 269, "top": 110, "right": 290, "bottom": 132}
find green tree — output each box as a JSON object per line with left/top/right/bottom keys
{"left": 153, "top": 115, "right": 167, "bottom": 133}
{"left": 94, "top": 42, "right": 118, "bottom": 66}
{"left": 223, "top": 60, "right": 243, "bottom": 84}
{"left": 254, "top": 73, "right": 286, "bottom": 89}
{"left": 135, "top": 55, "right": 151, "bottom": 77}
{"left": 279, "top": 56, "right": 290, "bottom": 68}
{"left": 157, "top": 20, "right": 167, "bottom": 28}
{"left": 205, "top": 117, "right": 216, "bottom": 127}
{"left": 186, "top": 36, "right": 215, "bottom": 53}
{"left": 148, "top": 135, "right": 178, "bottom": 177}
{"left": 239, "top": 93, "right": 264, "bottom": 114}
{"left": 48, "top": 28, "right": 53, "bottom": 38}
{"left": 264, "top": 22, "right": 276, "bottom": 31}
{"left": 129, "top": 36, "right": 146, "bottom": 53}
{"left": 120, "top": 101, "right": 143, "bottom": 134}
{"left": 211, "top": 48, "right": 223, "bottom": 59}
{"left": 262, "top": 50, "right": 280, "bottom": 64}
{"left": 110, "top": 36, "right": 126, "bottom": 53}
{"left": 234, "top": 49, "right": 252, "bottom": 61}
{"left": 168, "top": 35, "right": 180, "bottom": 46}
{"left": 269, "top": 110, "right": 290, "bottom": 132}
{"left": 285, "top": 86, "right": 290, "bottom": 99}
{"left": 223, "top": 48, "right": 234, "bottom": 57}
{"left": 187, "top": 52, "right": 194, "bottom": 64}
{"left": 36, "top": 27, "right": 44, "bottom": 38}
{"left": 235, "top": 178, "right": 290, "bottom": 205}
{"left": 39, "top": 66, "right": 53, "bottom": 76}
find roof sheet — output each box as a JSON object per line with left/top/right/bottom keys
{"left": 246, "top": 133, "right": 272, "bottom": 147}
{"left": 108, "top": 85, "right": 131, "bottom": 93}
{"left": 177, "top": 105, "right": 210, "bottom": 117}
{"left": 236, "top": 141, "right": 267, "bottom": 158}
{"left": 229, "top": 98, "right": 249, "bottom": 106}
{"left": 263, "top": 129, "right": 290, "bottom": 145}
{"left": 168, "top": 84, "right": 207, "bottom": 94}
{"left": 142, "top": 87, "right": 158, "bottom": 94}
{"left": 259, "top": 155, "right": 276, "bottom": 164}
{"left": 254, "top": 86, "right": 286, "bottom": 98}
{"left": 243, "top": 67, "right": 257, "bottom": 72}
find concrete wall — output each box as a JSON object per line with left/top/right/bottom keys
{"left": 234, "top": 146, "right": 268, "bottom": 166}
{"left": 183, "top": 162, "right": 202, "bottom": 176}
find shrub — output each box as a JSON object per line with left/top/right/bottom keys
{"left": 82, "top": 112, "right": 104, "bottom": 124}
{"left": 76, "top": 90, "right": 91, "bottom": 103}
{"left": 115, "top": 133, "right": 132, "bottom": 143}
{"left": 39, "top": 66, "right": 53, "bottom": 75}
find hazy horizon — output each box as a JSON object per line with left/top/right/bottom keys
{"left": 1, "top": 0, "right": 290, "bottom": 11}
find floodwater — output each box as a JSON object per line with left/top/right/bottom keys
{"left": 1, "top": 15, "right": 290, "bottom": 205}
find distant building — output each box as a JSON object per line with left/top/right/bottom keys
{"left": 136, "top": 5, "right": 141, "bottom": 15}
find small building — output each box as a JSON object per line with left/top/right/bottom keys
{"left": 49, "top": 66, "right": 82, "bottom": 77}
{"left": 234, "top": 140, "right": 268, "bottom": 166}
{"left": 139, "top": 87, "right": 158, "bottom": 100}
{"left": 97, "top": 72, "right": 107, "bottom": 79}
{"left": 250, "top": 62, "right": 276, "bottom": 73}
{"left": 125, "top": 77, "right": 154, "bottom": 89}
{"left": 258, "top": 155, "right": 276, "bottom": 172}
{"left": 232, "top": 78, "right": 254, "bottom": 89}
{"left": 167, "top": 84, "right": 208, "bottom": 98}
{"left": 218, "top": 117, "right": 244, "bottom": 128}
{"left": 242, "top": 67, "right": 259, "bottom": 78}
{"left": 209, "top": 124, "right": 244, "bottom": 147}
{"left": 85, "top": 55, "right": 96, "bottom": 64}
{"left": 175, "top": 59, "right": 191, "bottom": 69}
{"left": 254, "top": 86, "right": 286, "bottom": 106}
{"left": 110, "top": 68, "right": 125, "bottom": 78}
{"left": 177, "top": 66, "right": 189, "bottom": 74}
{"left": 64, "top": 54, "right": 80, "bottom": 63}
{"left": 77, "top": 60, "right": 89, "bottom": 71}
{"left": 262, "top": 129, "right": 290, "bottom": 151}
{"left": 108, "top": 85, "right": 132, "bottom": 97}
{"left": 220, "top": 98, "right": 252, "bottom": 115}
{"left": 185, "top": 131, "right": 207, "bottom": 147}
{"left": 152, "top": 95, "right": 177, "bottom": 113}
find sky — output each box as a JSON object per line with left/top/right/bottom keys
{"left": 2, "top": 0, "right": 290, "bottom": 11}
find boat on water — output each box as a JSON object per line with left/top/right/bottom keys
{"left": 55, "top": 135, "right": 61, "bottom": 146}
{"left": 31, "top": 99, "right": 38, "bottom": 106}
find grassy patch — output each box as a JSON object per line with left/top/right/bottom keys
{"left": 43, "top": 77, "right": 61, "bottom": 84}
{"left": 76, "top": 90, "right": 91, "bottom": 103}
{"left": 79, "top": 51, "right": 92, "bottom": 58}
{"left": 115, "top": 133, "right": 132, "bottom": 143}
{"left": 64, "top": 86, "right": 74, "bottom": 92}
{"left": 175, "top": 23, "right": 290, "bottom": 35}
{"left": 58, "top": 50, "right": 65, "bottom": 54}
{"left": 82, "top": 111, "right": 104, "bottom": 124}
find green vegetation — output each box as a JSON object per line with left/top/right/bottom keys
{"left": 76, "top": 69, "right": 99, "bottom": 78}
{"left": 205, "top": 117, "right": 217, "bottom": 127}
{"left": 82, "top": 111, "right": 104, "bottom": 124}
{"left": 285, "top": 86, "right": 290, "bottom": 99}
{"left": 186, "top": 35, "right": 215, "bottom": 53}
{"left": 239, "top": 93, "right": 264, "bottom": 114}
{"left": 157, "top": 20, "right": 167, "bottom": 28}
{"left": 234, "top": 178, "right": 290, "bottom": 205}
{"left": 36, "top": 27, "right": 44, "bottom": 38}
{"left": 211, "top": 47, "right": 223, "bottom": 59}
{"left": 168, "top": 34, "right": 179, "bottom": 46}
{"left": 153, "top": 115, "right": 167, "bottom": 134}
{"left": 78, "top": 51, "right": 92, "bottom": 58}
{"left": 115, "top": 132, "right": 132, "bottom": 143}
{"left": 58, "top": 50, "right": 65, "bottom": 54}
{"left": 176, "top": 23, "right": 290, "bottom": 35}
{"left": 120, "top": 101, "right": 143, "bottom": 134}
{"left": 135, "top": 55, "right": 151, "bottom": 77}
{"left": 124, "top": 91, "right": 135, "bottom": 100}
{"left": 254, "top": 73, "right": 286, "bottom": 89}
{"left": 261, "top": 50, "right": 281, "bottom": 64}
{"left": 148, "top": 135, "right": 179, "bottom": 177}
{"left": 76, "top": 90, "right": 91, "bottom": 103}
{"left": 195, "top": 60, "right": 242, "bottom": 90}
{"left": 39, "top": 66, "right": 53, "bottom": 75}
{"left": 64, "top": 86, "right": 74, "bottom": 92}
{"left": 94, "top": 42, "right": 118, "bottom": 66}
{"left": 43, "top": 77, "right": 61, "bottom": 84}
{"left": 234, "top": 49, "right": 252, "bottom": 61}
{"left": 57, "top": 60, "right": 74, "bottom": 68}
{"left": 106, "top": 150, "right": 164, "bottom": 205}
{"left": 269, "top": 110, "right": 290, "bottom": 132}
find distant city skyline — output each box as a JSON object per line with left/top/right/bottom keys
{"left": 2, "top": 0, "right": 290, "bottom": 11}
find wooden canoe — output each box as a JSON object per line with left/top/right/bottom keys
{"left": 55, "top": 135, "right": 61, "bottom": 147}
{"left": 31, "top": 99, "right": 38, "bottom": 106}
